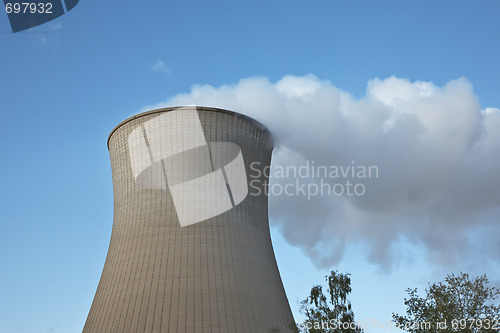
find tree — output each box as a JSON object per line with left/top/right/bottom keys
{"left": 393, "top": 272, "right": 500, "bottom": 333}
{"left": 299, "top": 271, "right": 363, "bottom": 333}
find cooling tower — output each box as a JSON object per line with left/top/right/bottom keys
{"left": 83, "top": 106, "right": 295, "bottom": 333}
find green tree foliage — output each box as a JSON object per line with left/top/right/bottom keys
{"left": 299, "top": 271, "right": 363, "bottom": 333}
{"left": 393, "top": 273, "right": 500, "bottom": 333}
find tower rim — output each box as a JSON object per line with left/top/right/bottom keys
{"left": 107, "top": 106, "right": 271, "bottom": 150}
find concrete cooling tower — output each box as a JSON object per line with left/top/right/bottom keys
{"left": 83, "top": 106, "right": 295, "bottom": 332}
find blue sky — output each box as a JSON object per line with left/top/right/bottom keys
{"left": 1, "top": 1, "right": 500, "bottom": 332}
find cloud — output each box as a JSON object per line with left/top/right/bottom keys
{"left": 50, "top": 23, "right": 62, "bottom": 31}
{"left": 152, "top": 59, "right": 171, "bottom": 75}
{"left": 32, "top": 23, "right": 62, "bottom": 45}
{"left": 144, "top": 74, "right": 500, "bottom": 272}
{"left": 46, "top": 323, "right": 58, "bottom": 332}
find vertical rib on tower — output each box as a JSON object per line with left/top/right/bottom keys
{"left": 83, "top": 106, "right": 295, "bottom": 333}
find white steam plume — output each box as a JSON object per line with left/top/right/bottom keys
{"left": 142, "top": 74, "right": 500, "bottom": 271}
